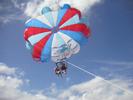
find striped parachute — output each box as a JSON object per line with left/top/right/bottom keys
{"left": 24, "top": 4, "right": 90, "bottom": 63}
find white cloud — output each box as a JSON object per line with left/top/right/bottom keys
{"left": 24, "top": 0, "right": 102, "bottom": 17}
{"left": 60, "top": 0, "right": 101, "bottom": 13}
{"left": 0, "top": 63, "right": 52, "bottom": 100}
{"left": 0, "top": 63, "right": 133, "bottom": 100}
{"left": 0, "top": 63, "right": 16, "bottom": 75}
{"left": 0, "top": 0, "right": 26, "bottom": 24}
{"left": 0, "top": 0, "right": 102, "bottom": 24}
{"left": 11, "top": 0, "right": 23, "bottom": 9}
{"left": 58, "top": 77, "right": 133, "bottom": 100}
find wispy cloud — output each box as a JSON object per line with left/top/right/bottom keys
{"left": 88, "top": 60, "right": 133, "bottom": 77}
{"left": 0, "top": 0, "right": 26, "bottom": 24}
{"left": 0, "top": 0, "right": 102, "bottom": 24}
{"left": 0, "top": 14, "right": 25, "bottom": 24}
{"left": 11, "top": 0, "right": 26, "bottom": 10}
{"left": 90, "top": 60, "right": 133, "bottom": 67}
{"left": 0, "top": 63, "right": 133, "bottom": 100}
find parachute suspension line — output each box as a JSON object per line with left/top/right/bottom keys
{"left": 67, "top": 61, "right": 133, "bottom": 95}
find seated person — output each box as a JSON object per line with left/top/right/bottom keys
{"left": 55, "top": 61, "right": 67, "bottom": 76}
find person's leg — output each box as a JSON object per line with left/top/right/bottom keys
{"left": 59, "top": 71, "right": 63, "bottom": 78}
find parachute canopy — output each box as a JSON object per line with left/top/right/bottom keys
{"left": 41, "top": 7, "right": 52, "bottom": 14}
{"left": 24, "top": 4, "right": 90, "bottom": 62}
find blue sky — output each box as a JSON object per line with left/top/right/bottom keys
{"left": 0, "top": 0, "right": 133, "bottom": 100}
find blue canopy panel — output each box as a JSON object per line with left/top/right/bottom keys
{"left": 43, "top": 12, "right": 55, "bottom": 27}
{"left": 56, "top": 8, "right": 68, "bottom": 26}
{"left": 25, "top": 19, "right": 51, "bottom": 29}
{"left": 40, "top": 34, "right": 54, "bottom": 62}
{"left": 59, "top": 30, "right": 88, "bottom": 45}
